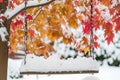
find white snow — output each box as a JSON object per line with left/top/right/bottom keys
{"left": 20, "top": 54, "right": 99, "bottom": 73}
{"left": 82, "top": 76, "right": 100, "bottom": 80}
{"left": 0, "top": 27, "right": 8, "bottom": 41}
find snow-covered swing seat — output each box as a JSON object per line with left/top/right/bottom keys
{"left": 11, "top": 0, "right": 99, "bottom": 75}
{"left": 19, "top": 54, "right": 99, "bottom": 74}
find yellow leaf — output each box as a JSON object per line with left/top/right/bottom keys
{"left": 38, "top": 0, "right": 41, "bottom": 3}
{"left": 83, "top": 47, "right": 90, "bottom": 54}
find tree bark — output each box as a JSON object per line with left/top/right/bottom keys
{"left": 0, "top": 41, "right": 8, "bottom": 80}
{"left": 0, "top": 0, "right": 9, "bottom": 80}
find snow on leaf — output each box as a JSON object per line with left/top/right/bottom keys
{"left": 9, "top": 1, "right": 15, "bottom": 10}
{"left": 12, "top": 0, "right": 24, "bottom": 5}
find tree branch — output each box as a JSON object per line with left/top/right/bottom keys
{"left": 4, "top": 0, "right": 55, "bottom": 20}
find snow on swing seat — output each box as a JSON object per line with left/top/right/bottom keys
{"left": 20, "top": 54, "right": 99, "bottom": 74}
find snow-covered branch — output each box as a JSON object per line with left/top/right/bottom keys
{"left": 4, "top": 0, "right": 54, "bottom": 20}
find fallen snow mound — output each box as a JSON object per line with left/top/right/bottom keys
{"left": 82, "top": 76, "right": 100, "bottom": 80}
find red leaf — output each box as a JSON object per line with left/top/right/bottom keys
{"left": 9, "top": 1, "right": 15, "bottom": 10}
{"left": 60, "top": 56, "right": 63, "bottom": 60}
{"left": 15, "top": 19, "right": 24, "bottom": 26}
{"left": 0, "top": 0, "right": 3, "bottom": 3}
{"left": 94, "top": 42, "right": 99, "bottom": 49}
{"left": 20, "top": 11, "right": 25, "bottom": 16}
{"left": 82, "top": 21, "right": 91, "bottom": 34}
{"left": 11, "top": 19, "right": 24, "bottom": 30}
{"left": 93, "top": 15, "right": 100, "bottom": 30}
{"left": 29, "top": 29, "right": 34, "bottom": 38}
{"left": 0, "top": 15, "right": 6, "bottom": 21}
{"left": 13, "top": 0, "right": 24, "bottom": 5}
{"left": 94, "top": 35, "right": 98, "bottom": 41}
{"left": 105, "top": 34, "right": 114, "bottom": 45}
{"left": 11, "top": 22, "right": 16, "bottom": 30}
{"left": 26, "top": 15, "right": 33, "bottom": 21}
{"left": 115, "top": 18, "right": 120, "bottom": 32}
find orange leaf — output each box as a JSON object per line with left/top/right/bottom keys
{"left": 83, "top": 47, "right": 90, "bottom": 54}
{"left": 100, "top": 0, "right": 111, "bottom": 7}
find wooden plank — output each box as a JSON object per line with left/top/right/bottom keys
{"left": 20, "top": 70, "right": 98, "bottom": 75}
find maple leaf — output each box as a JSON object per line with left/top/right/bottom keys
{"left": 13, "top": 0, "right": 24, "bottom": 5}
{"left": 0, "top": 15, "right": 6, "bottom": 21}
{"left": 10, "top": 22, "right": 16, "bottom": 31}
{"left": 68, "top": 14, "right": 78, "bottom": 29}
{"left": 28, "top": 29, "right": 34, "bottom": 38}
{"left": 75, "top": 0, "right": 81, "bottom": 6}
{"left": 20, "top": 11, "right": 25, "bottom": 16}
{"left": 113, "top": 3, "right": 120, "bottom": 13}
{"left": 114, "top": 18, "right": 120, "bottom": 32}
{"left": 105, "top": 33, "right": 114, "bottom": 45}
{"left": 82, "top": 21, "right": 91, "bottom": 34}
{"left": 81, "top": 36, "right": 89, "bottom": 45}
{"left": 94, "top": 35, "right": 98, "bottom": 41}
{"left": 100, "top": 0, "right": 111, "bottom": 7}
{"left": 94, "top": 42, "right": 99, "bottom": 49}
{"left": 15, "top": 19, "right": 24, "bottom": 26}
{"left": 62, "top": 36, "right": 73, "bottom": 44}
{"left": 26, "top": 15, "right": 33, "bottom": 21}
{"left": 9, "top": 1, "right": 15, "bottom": 10}
{"left": 93, "top": 15, "right": 100, "bottom": 30}
{"left": 83, "top": 47, "right": 90, "bottom": 54}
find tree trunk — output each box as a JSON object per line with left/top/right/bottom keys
{"left": 0, "top": 41, "right": 8, "bottom": 80}
{"left": 0, "top": 0, "right": 9, "bottom": 80}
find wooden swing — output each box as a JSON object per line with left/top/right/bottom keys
{"left": 11, "top": 0, "right": 99, "bottom": 74}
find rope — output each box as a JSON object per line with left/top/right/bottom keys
{"left": 24, "top": 0, "right": 28, "bottom": 64}
{"left": 90, "top": 0, "right": 94, "bottom": 59}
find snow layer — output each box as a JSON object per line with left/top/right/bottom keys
{"left": 20, "top": 54, "right": 99, "bottom": 73}
{"left": 0, "top": 27, "right": 8, "bottom": 41}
